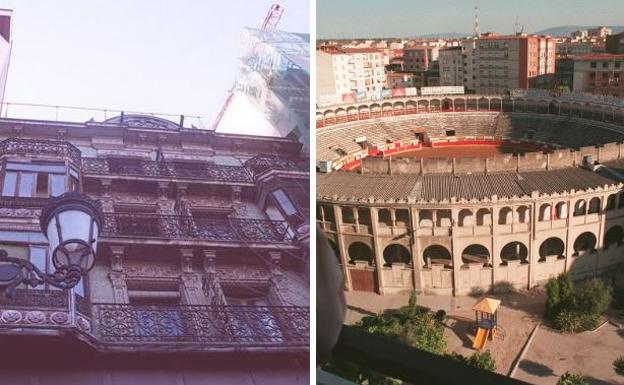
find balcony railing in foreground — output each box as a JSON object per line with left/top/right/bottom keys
{"left": 92, "top": 304, "right": 309, "bottom": 348}
{"left": 0, "top": 138, "right": 82, "bottom": 165}
{"left": 325, "top": 325, "right": 530, "bottom": 385}
{"left": 102, "top": 213, "right": 292, "bottom": 244}
{"left": 245, "top": 154, "right": 309, "bottom": 178}
{"left": 82, "top": 158, "right": 253, "bottom": 184}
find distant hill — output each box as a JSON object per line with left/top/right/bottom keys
{"left": 409, "top": 32, "right": 471, "bottom": 39}
{"left": 533, "top": 25, "right": 624, "bottom": 36}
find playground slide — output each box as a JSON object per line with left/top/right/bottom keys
{"left": 472, "top": 327, "right": 489, "bottom": 350}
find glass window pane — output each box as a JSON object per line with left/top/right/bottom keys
{"left": 7, "top": 162, "right": 66, "bottom": 173}
{"left": 50, "top": 174, "right": 66, "bottom": 197}
{"left": 29, "top": 247, "right": 47, "bottom": 290}
{"left": 272, "top": 189, "right": 297, "bottom": 216}
{"left": 18, "top": 173, "right": 35, "bottom": 197}
{"left": 2, "top": 172, "right": 17, "bottom": 196}
{"left": 74, "top": 279, "right": 85, "bottom": 297}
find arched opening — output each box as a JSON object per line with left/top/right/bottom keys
{"left": 539, "top": 203, "right": 552, "bottom": 221}
{"left": 588, "top": 197, "right": 601, "bottom": 214}
{"left": 516, "top": 206, "right": 529, "bottom": 223}
{"left": 348, "top": 242, "right": 373, "bottom": 264}
{"left": 619, "top": 193, "right": 624, "bottom": 209}
{"left": 395, "top": 209, "right": 410, "bottom": 227}
{"left": 555, "top": 201, "right": 568, "bottom": 219}
{"left": 476, "top": 208, "right": 491, "bottom": 226}
{"left": 458, "top": 209, "right": 474, "bottom": 227}
{"left": 573, "top": 232, "right": 597, "bottom": 255}
{"left": 341, "top": 207, "right": 355, "bottom": 223}
{"left": 604, "top": 226, "right": 624, "bottom": 249}
{"left": 423, "top": 245, "right": 452, "bottom": 268}
{"left": 383, "top": 244, "right": 411, "bottom": 266}
{"left": 436, "top": 210, "right": 452, "bottom": 227}
{"left": 539, "top": 237, "right": 565, "bottom": 261}
{"left": 419, "top": 209, "right": 433, "bottom": 228}
{"left": 607, "top": 194, "right": 617, "bottom": 211}
{"left": 461, "top": 244, "right": 490, "bottom": 266}
{"left": 378, "top": 209, "right": 392, "bottom": 226}
{"left": 573, "top": 200, "right": 586, "bottom": 216}
{"left": 500, "top": 242, "right": 528, "bottom": 265}
{"left": 498, "top": 207, "right": 513, "bottom": 225}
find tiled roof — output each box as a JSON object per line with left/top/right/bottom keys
{"left": 317, "top": 168, "right": 618, "bottom": 202}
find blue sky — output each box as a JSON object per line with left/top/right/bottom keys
{"left": 1, "top": 0, "right": 309, "bottom": 124}
{"left": 318, "top": 0, "right": 623, "bottom": 38}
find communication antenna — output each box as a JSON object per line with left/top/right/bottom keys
{"left": 474, "top": 3, "right": 480, "bottom": 37}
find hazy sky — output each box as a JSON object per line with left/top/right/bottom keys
{"left": 1, "top": 0, "right": 308, "bottom": 125}
{"left": 318, "top": 0, "right": 623, "bottom": 39}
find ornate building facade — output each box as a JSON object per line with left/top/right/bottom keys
{"left": 0, "top": 112, "right": 309, "bottom": 383}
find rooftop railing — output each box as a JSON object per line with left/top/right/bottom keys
{"left": 102, "top": 213, "right": 292, "bottom": 244}
{"left": 0, "top": 101, "right": 205, "bottom": 129}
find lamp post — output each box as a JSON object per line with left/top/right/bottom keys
{"left": 0, "top": 192, "right": 102, "bottom": 296}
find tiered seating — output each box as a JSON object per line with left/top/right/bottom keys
{"left": 316, "top": 111, "right": 624, "bottom": 163}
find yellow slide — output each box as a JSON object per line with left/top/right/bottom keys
{"left": 472, "top": 327, "right": 489, "bottom": 350}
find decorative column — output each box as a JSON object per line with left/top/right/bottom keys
{"left": 99, "top": 179, "right": 114, "bottom": 213}
{"left": 109, "top": 246, "right": 129, "bottom": 303}
{"left": 202, "top": 249, "right": 225, "bottom": 305}
{"left": 370, "top": 208, "right": 387, "bottom": 294}
{"left": 179, "top": 248, "right": 205, "bottom": 305}
{"left": 333, "top": 205, "right": 353, "bottom": 291}
{"left": 450, "top": 208, "right": 461, "bottom": 296}
{"left": 267, "top": 250, "right": 288, "bottom": 305}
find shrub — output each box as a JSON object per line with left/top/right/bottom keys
{"left": 614, "top": 356, "right": 624, "bottom": 376}
{"left": 573, "top": 278, "right": 612, "bottom": 315}
{"left": 558, "top": 273, "right": 574, "bottom": 304}
{"left": 434, "top": 309, "right": 447, "bottom": 323}
{"left": 467, "top": 350, "right": 496, "bottom": 372}
{"left": 546, "top": 276, "right": 561, "bottom": 318}
{"left": 557, "top": 372, "right": 588, "bottom": 385}
{"left": 553, "top": 310, "right": 583, "bottom": 333}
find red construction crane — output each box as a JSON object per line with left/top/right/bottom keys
{"left": 261, "top": 4, "right": 283, "bottom": 31}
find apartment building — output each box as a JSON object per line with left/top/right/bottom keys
{"left": 439, "top": 46, "right": 464, "bottom": 87}
{"left": 573, "top": 54, "right": 624, "bottom": 96}
{"left": 316, "top": 48, "right": 386, "bottom": 99}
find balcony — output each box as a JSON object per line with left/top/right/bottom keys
{"left": 0, "top": 138, "right": 81, "bottom": 165}
{"left": 92, "top": 303, "right": 309, "bottom": 350}
{"left": 82, "top": 158, "right": 253, "bottom": 184}
{"left": 101, "top": 213, "right": 292, "bottom": 244}
{"left": 244, "top": 154, "right": 309, "bottom": 179}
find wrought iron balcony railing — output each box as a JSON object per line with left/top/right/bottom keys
{"left": 0, "top": 138, "right": 82, "bottom": 165}
{"left": 81, "top": 158, "right": 253, "bottom": 184}
{"left": 102, "top": 213, "right": 292, "bottom": 244}
{"left": 245, "top": 154, "right": 309, "bottom": 178}
{"left": 92, "top": 304, "right": 309, "bottom": 348}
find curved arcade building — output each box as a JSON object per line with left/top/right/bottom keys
{"left": 316, "top": 93, "right": 624, "bottom": 295}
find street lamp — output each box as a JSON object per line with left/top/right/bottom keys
{"left": 0, "top": 192, "right": 102, "bottom": 295}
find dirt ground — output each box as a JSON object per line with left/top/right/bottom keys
{"left": 514, "top": 324, "right": 624, "bottom": 385}
{"left": 345, "top": 289, "right": 545, "bottom": 377}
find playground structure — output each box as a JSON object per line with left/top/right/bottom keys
{"left": 472, "top": 297, "right": 500, "bottom": 350}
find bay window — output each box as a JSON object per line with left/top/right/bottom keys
{"left": 1, "top": 161, "right": 77, "bottom": 198}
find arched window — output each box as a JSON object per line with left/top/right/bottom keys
{"left": 539, "top": 204, "right": 551, "bottom": 221}
{"left": 588, "top": 197, "right": 601, "bottom": 214}
{"left": 348, "top": 242, "right": 373, "bottom": 264}
{"left": 383, "top": 244, "right": 411, "bottom": 266}
{"left": 498, "top": 207, "right": 513, "bottom": 225}
{"left": 539, "top": 238, "right": 565, "bottom": 261}
{"left": 573, "top": 232, "right": 597, "bottom": 255}
{"left": 422, "top": 245, "right": 452, "bottom": 268}
{"left": 500, "top": 242, "right": 528, "bottom": 265}
{"left": 461, "top": 244, "right": 490, "bottom": 266}
{"left": 573, "top": 200, "right": 586, "bottom": 216}
{"left": 604, "top": 226, "right": 624, "bottom": 249}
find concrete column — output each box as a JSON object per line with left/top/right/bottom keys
{"left": 450, "top": 209, "right": 461, "bottom": 296}
{"left": 370, "top": 207, "right": 387, "bottom": 294}
{"left": 564, "top": 198, "right": 574, "bottom": 273}
{"left": 409, "top": 208, "right": 423, "bottom": 292}
{"left": 333, "top": 205, "right": 353, "bottom": 291}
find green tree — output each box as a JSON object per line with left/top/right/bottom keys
{"left": 573, "top": 278, "right": 612, "bottom": 315}
{"left": 545, "top": 276, "right": 561, "bottom": 318}
{"left": 557, "top": 372, "right": 588, "bottom": 385}
{"left": 614, "top": 356, "right": 624, "bottom": 376}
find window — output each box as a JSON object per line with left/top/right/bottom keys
{"left": 2, "top": 162, "right": 69, "bottom": 198}
{"left": 128, "top": 283, "right": 184, "bottom": 338}
{"left": 225, "top": 287, "right": 282, "bottom": 342}
{"left": 272, "top": 189, "right": 297, "bottom": 216}
{"left": 590, "top": 62, "right": 597, "bottom": 68}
